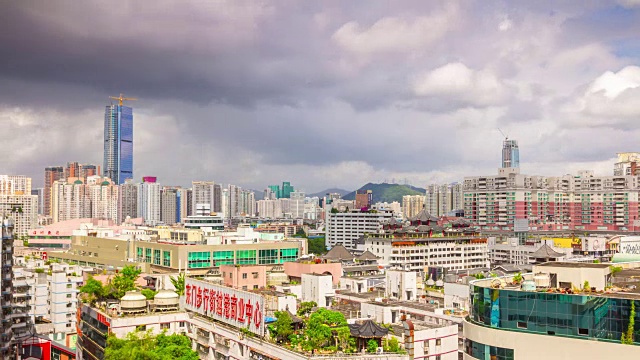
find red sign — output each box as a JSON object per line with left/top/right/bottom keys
{"left": 185, "top": 278, "right": 264, "bottom": 336}
{"left": 42, "top": 252, "right": 48, "bottom": 261}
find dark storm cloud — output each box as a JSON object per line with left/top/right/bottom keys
{"left": 1, "top": 1, "right": 639, "bottom": 191}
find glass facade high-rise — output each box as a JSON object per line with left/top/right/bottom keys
{"left": 501, "top": 139, "right": 519, "bottom": 168}
{"left": 103, "top": 104, "right": 133, "bottom": 184}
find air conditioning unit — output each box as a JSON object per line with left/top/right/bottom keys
{"left": 376, "top": 347, "right": 384, "bottom": 354}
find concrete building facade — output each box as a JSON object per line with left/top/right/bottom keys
{"left": 326, "top": 210, "right": 393, "bottom": 250}
{"left": 464, "top": 168, "right": 640, "bottom": 231}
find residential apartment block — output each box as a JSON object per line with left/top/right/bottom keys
{"left": 402, "top": 195, "right": 424, "bottom": 220}
{"left": 425, "top": 183, "right": 463, "bottom": 217}
{"left": 464, "top": 168, "right": 640, "bottom": 231}
{"left": 326, "top": 210, "right": 393, "bottom": 250}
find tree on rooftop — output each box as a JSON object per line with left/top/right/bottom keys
{"left": 105, "top": 331, "right": 198, "bottom": 360}
{"left": 269, "top": 311, "right": 293, "bottom": 344}
{"left": 170, "top": 272, "right": 186, "bottom": 296}
{"left": 79, "top": 276, "right": 104, "bottom": 305}
{"left": 303, "top": 308, "right": 350, "bottom": 352}
{"left": 141, "top": 289, "right": 157, "bottom": 300}
{"left": 297, "top": 301, "right": 317, "bottom": 317}
{"left": 308, "top": 237, "right": 328, "bottom": 255}
{"left": 110, "top": 265, "right": 142, "bottom": 299}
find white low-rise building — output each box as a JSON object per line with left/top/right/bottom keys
{"left": 301, "top": 273, "right": 335, "bottom": 307}
{"left": 386, "top": 270, "right": 417, "bottom": 301}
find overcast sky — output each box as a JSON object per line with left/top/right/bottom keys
{"left": 1, "top": 1, "right": 640, "bottom": 193}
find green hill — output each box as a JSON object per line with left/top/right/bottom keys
{"left": 342, "top": 183, "right": 425, "bottom": 204}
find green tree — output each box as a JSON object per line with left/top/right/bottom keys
{"left": 110, "top": 265, "right": 142, "bottom": 299}
{"left": 105, "top": 331, "right": 198, "bottom": 360}
{"left": 308, "top": 237, "right": 327, "bottom": 255}
{"left": 79, "top": 276, "right": 105, "bottom": 305}
{"left": 297, "top": 301, "right": 317, "bottom": 317}
{"left": 141, "top": 289, "right": 157, "bottom": 300}
{"left": 330, "top": 208, "right": 339, "bottom": 214}
{"left": 269, "top": 311, "right": 293, "bottom": 343}
{"left": 367, "top": 339, "right": 378, "bottom": 353}
{"left": 303, "top": 308, "right": 350, "bottom": 351}
{"left": 170, "top": 272, "right": 186, "bottom": 296}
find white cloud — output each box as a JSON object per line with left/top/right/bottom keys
{"left": 332, "top": 4, "right": 458, "bottom": 56}
{"left": 498, "top": 17, "right": 512, "bottom": 31}
{"left": 412, "top": 62, "right": 508, "bottom": 107}
{"left": 567, "top": 66, "right": 640, "bottom": 123}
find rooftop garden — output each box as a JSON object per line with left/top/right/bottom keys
{"left": 79, "top": 265, "right": 186, "bottom": 306}
{"left": 266, "top": 301, "right": 405, "bottom": 355}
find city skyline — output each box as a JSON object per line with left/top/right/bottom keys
{"left": 1, "top": 2, "right": 640, "bottom": 192}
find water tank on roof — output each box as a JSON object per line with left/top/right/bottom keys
{"left": 120, "top": 291, "right": 147, "bottom": 314}
{"left": 153, "top": 290, "right": 179, "bottom": 311}
{"left": 534, "top": 273, "right": 550, "bottom": 288}
{"left": 444, "top": 274, "right": 457, "bottom": 283}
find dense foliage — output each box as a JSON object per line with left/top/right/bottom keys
{"left": 110, "top": 265, "right": 142, "bottom": 299}
{"left": 269, "top": 311, "right": 293, "bottom": 343}
{"left": 297, "top": 301, "right": 317, "bottom": 317}
{"left": 308, "top": 237, "right": 327, "bottom": 255}
{"left": 79, "top": 276, "right": 105, "bottom": 305}
{"left": 105, "top": 331, "right": 198, "bottom": 360}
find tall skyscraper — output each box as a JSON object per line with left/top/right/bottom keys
{"left": 281, "top": 182, "right": 294, "bottom": 199}
{"left": 44, "top": 166, "right": 64, "bottom": 216}
{"left": 103, "top": 98, "right": 134, "bottom": 185}
{"left": 501, "top": 139, "right": 520, "bottom": 168}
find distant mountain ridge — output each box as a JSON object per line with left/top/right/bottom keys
{"left": 342, "top": 183, "right": 425, "bottom": 204}
{"left": 308, "top": 188, "right": 351, "bottom": 198}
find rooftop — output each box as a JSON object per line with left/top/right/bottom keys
{"left": 535, "top": 262, "right": 610, "bottom": 269}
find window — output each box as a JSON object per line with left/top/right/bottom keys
{"left": 578, "top": 328, "right": 588, "bottom": 335}
{"left": 153, "top": 249, "right": 161, "bottom": 265}
{"left": 161, "top": 323, "right": 170, "bottom": 330}
{"left": 137, "top": 247, "right": 143, "bottom": 261}
{"left": 435, "top": 338, "right": 441, "bottom": 346}
{"left": 229, "top": 272, "right": 233, "bottom": 279}
{"left": 213, "top": 251, "right": 234, "bottom": 265}
{"left": 252, "top": 272, "right": 259, "bottom": 279}
{"left": 253, "top": 285, "right": 259, "bottom": 289}
{"left": 136, "top": 325, "right": 146, "bottom": 332}
{"left": 66, "top": 294, "right": 72, "bottom": 298}
{"left": 236, "top": 250, "right": 256, "bottom": 265}
{"left": 242, "top": 273, "right": 247, "bottom": 279}
{"left": 188, "top": 251, "right": 211, "bottom": 268}
{"left": 259, "top": 249, "right": 278, "bottom": 264}
{"left": 163, "top": 251, "right": 171, "bottom": 267}
{"left": 179, "top": 321, "right": 185, "bottom": 328}
{"left": 145, "top": 248, "right": 152, "bottom": 263}
{"left": 517, "top": 321, "right": 527, "bottom": 329}
{"left": 242, "top": 286, "right": 248, "bottom": 291}
{"left": 280, "top": 248, "right": 299, "bottom": 263}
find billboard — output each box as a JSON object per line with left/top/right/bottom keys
{"left": 619, "top": 236, "right": 640, "bottom": 255}
{"left": 184, "top": 278, "right": 264, "bottom": 336}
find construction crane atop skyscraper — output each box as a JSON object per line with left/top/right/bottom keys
{"left": 109, "top": 93, "right": 137, "bottom": 106}
{"left": 497, "top": 127, "right": 509, "bottom": 141}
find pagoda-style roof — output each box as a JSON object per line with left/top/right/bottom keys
{"left": 409, "top": 207, "right": 439, "bottom": 223}
{"left": 322, "top": 245, "right": 354, "bottom": 261}
{"left": 529, "top": 244, "right": 564, "bottom": 259}
{"left": 348, "top": 320, "right": 389, "bottom": 338}
{"left": 356, "top": 250, "right": 379, "bottom": 261}
{"left": 286, "top": 309, "right": 303, "bottom": 324}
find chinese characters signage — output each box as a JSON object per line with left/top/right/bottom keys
{"left": 620, "top": 236, "right": 640, "bottom": 255}
{"left": 184, "top": 278, "right": 264, "bottom": 336}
